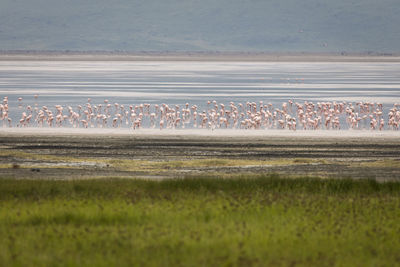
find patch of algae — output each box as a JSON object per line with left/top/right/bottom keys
{"left": 107, "top": 158, "right": 329, "bottom": 172}
{"left": 360, "top": 159, "right": 400, "bottom": 168}
{"left": 0, "top": 149, "right": 331, "bottom": 173}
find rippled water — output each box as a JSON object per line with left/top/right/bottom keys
{"left": 1, "top": 60, "right": 399, "bottom": 128}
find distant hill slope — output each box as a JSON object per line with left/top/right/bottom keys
{"left": 1, "top": 0, "right": 399, "bottom": 52}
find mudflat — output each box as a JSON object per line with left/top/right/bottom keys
{"left": 1, "top": 130, "right": 399, "bottom": 180}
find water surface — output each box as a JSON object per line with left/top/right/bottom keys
{"left": 1, "top": 61, "right": 399, "bottom": 127}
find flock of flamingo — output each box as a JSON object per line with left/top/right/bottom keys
{"left": 1, "top": 95, "right": 400, "bottom": 131}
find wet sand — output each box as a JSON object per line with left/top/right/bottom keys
{"left": 1, "top": 129, "right": 399, "bottom": 181}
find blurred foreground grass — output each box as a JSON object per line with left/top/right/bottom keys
{"left": 1, "top": 175, "right": 400, "bottom": 266}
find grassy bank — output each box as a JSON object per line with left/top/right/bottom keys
{"left": 1, "top": 175, "right": 400, "bottom": 266}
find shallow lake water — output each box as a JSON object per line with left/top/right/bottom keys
{"left": 1, "top": 61, "right": 399, "bottom": 129}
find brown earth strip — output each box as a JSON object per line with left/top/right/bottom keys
{"left": 1, "top": 134, "right": 399, "bottom": 180}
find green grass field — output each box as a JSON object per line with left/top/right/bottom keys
{"left": 1, "top": 175, "right": 400, "bottom": 266}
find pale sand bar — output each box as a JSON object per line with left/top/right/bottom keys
{"left": 1, "top": 127, "right": 400, "bottom": 139}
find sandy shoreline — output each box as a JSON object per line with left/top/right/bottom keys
{"left": 1, "top": 128, "right": 399, "bottom": 139}
{"left": 1, "top": 53, "right": 400, "bottom": 62}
